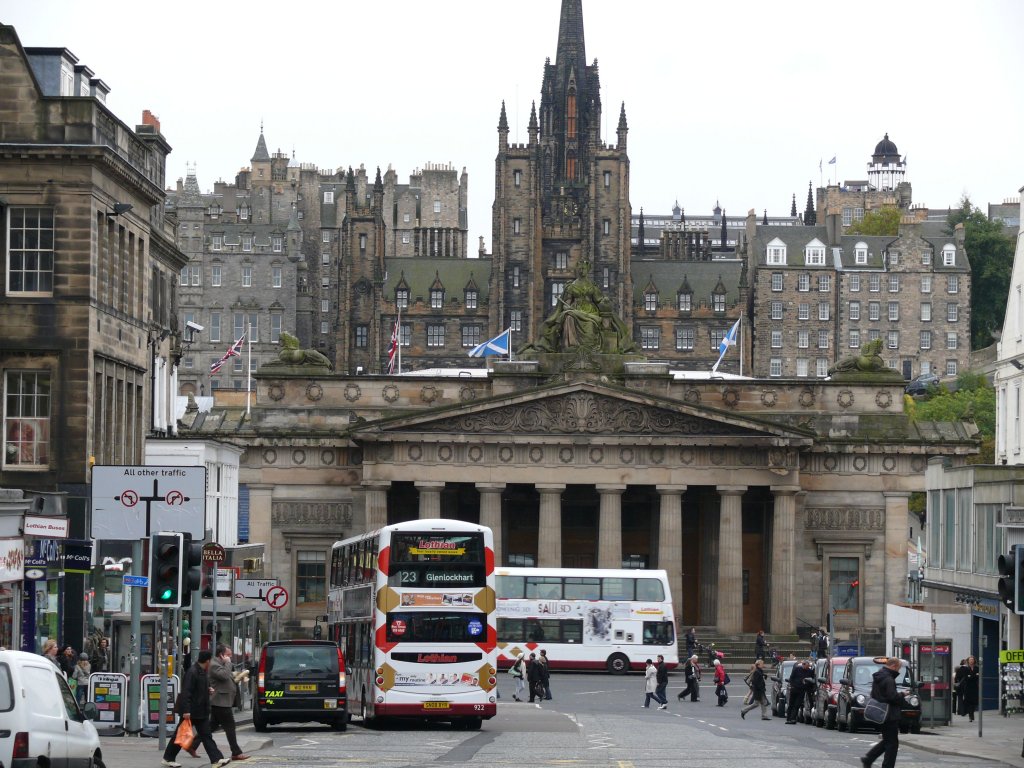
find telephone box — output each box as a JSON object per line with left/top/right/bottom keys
{"left": 896, "top": 637, "right": 953, "bottom": 726}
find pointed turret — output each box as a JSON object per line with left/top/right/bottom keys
{"left": 804, "top": 181, "right": 817, "bottom": 226}
{"left": 637, "top": 207, "right": 646, "bottom": 254}
{"left": 720, "top": 210, "right": 728, "bottom": 248}
{"left": 790, "top": 194, "right": 797, "bottom": 218}
{"left": 372, "top": 166, "right": 384, "bottom": 212}
{"left": 528, "top": 101, "right": 538, "bottom": 145}
{"left": 251, "top": 127, "right": 270, "bottom": 163}
{"left": 617, "top": 101, "right": 628, "bottom": 149}
{"left": 762, "top": 209, "right": 769, "bottom": 225}
{"left": 555, "top": 0, "right": 587, "bottom": 74}
{"left": 498, "top": 100, "right": 509, "bottom": 150}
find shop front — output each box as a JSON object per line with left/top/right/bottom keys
{"left": 0, "top": 537, "right": 24, "bottom": 649}
{"left": 21, "top": 538, "right": 62, "bottom": 653}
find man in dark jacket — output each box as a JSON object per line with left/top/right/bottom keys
{"left": 210, "top": 644, "right": 249, "bottom": 761}
{"left": 861, "top": 657, "right": 907, "bottom": 768}
{"left": 538, "top": 649, "right": 552, "bottom": 700}
{"left": 655, "top": 655, "right": 669, "bottom": 709}
{"left": 740, "top": 659, "right": 771, "bottom": 720}
{"left": 678, "top": 654, "right": 700, "bottom": 701}
{"left": 785, "top": 660, "right": 812, "bottom": 724}
{"left": 162, "top": 650, "right": 230, "bottom": 768}
{"left": 685, "top": 628, "right": 697, "bottom": 659}
{"left": 526, "top": 653, "right": 543, "bottom": 703}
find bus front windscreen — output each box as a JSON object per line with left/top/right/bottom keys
{"left": 388, "top": 532, "right": 486, "bottom": 588}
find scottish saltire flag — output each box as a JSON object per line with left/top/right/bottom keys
{"left": 387, "top": 314, "right": 400, "bottom": 374}
{"left": 711, "top": 318, "right": 740, "bottom": 373}
{"left": 468, "top": 328, "right": 511, "bottom": 358}
{"left": 210, "top": 333, "right": 245, "bottom": 374}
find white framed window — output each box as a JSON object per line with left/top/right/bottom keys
{"left": 399, "top": 325, "right": 411, "bottom": 347}
{"left": 3, "top": 370, "right": 51, "bottom": 468}
{"left": 947, "top": 303, "right": 959, "bottom": 322}
{"left": 816, "top": 358, "right": 829, "bottom": 377}
{"left": 889, "top": 275, "right": 900, "bottom": 293}
{"left": 212, "top": 234, "right": 223, "bottom": 251}
{"left": 798, "top": 273, "right": 810, "bottom": 292}
{"left": 641, "top": 326, "right": 660, "bottom": 350}
{"left": 433, "top": 200, "right": 442, "bottom": 214}
{"left": 887, "top": 330, "right": 899, "bottom": 349}
{"left": 462, "top": 325, "right": 482, "bottom": 348}
{"left": 359, "top": 234, "right": 367, "bottom": 251}
{"left": 430, "top": 289, "right": 444, "bottom": 309}
{"left": 512, "top": 266, "right": 520, "bottom": 288}
{"left": 849, "top": 301, "right": 860, "bottom": 321}
{"left": 769, "top": 358, "right": 782, "bottom": 377}
{"left": 922, "top": 250, "right": 932, "bottom": 266}
{"left": 320, "top": 321, "right": 328, "bottom": 335}
{"left": 869, "top": 302, "right": 880, "bottom": 321}
{"left": 645, "top": 292, "right": 658, "bottom": 311}
{"left": 427, "top": 324, "right": 445, "bottom": 347}
{"left": 321, "top": 276, "right": 329, "bottom": 288}
{"left": 766, "top": 239, "right": 787, "bottom": 265}
{"left": 551, "top": 281, "right": 565, "bottom": 307}
{"left": 948, "top": 275, "right": 960, "bottom": 294}
{"left": 712, "top": 293, "right": 726, "bottom": 312}
{"left": 853, "top": 207, "right": 864, "bottom": 222}
{"left": 602, "top": 267, "right": 610, "bottom": 289}
{"left": 869, "top": 274, "right": 880, "bottom": 292}
{"left": 921, "top": 275, "right": 932, "bottom": 293}
{"left": 946, "top": 332, "right": 958, "bottom": 350}
{"left": 7, "top": 207, "right": 55, "bottom": 295}
{"left": 921, "top": 303, "right": 931, "bottom": 321}
{"left": 849, "top": 329, "right": 860, "bottom": 348}
{"left": 554, "top": 252, "right": 568, "bottom": 270}
{"left": 770, "top": 301, "right": 783, "bottom": 320}
{"left": 603, "top": 171, "right": 611, "bottom": 188}
{"left": 889, "top": 251, "right": 899, "bottom": 266}
{"left": 818, "top": 330, "right": 829, "bottom": 349}
{"left": 805, "top": 243, "right": 826, "bottom": 265}
{"left": 943, "top": 245, "right": 956, "bottom": 266}
{"left": 818, "top": 274, "right": 831, "bottom": 292}
{"left": 513, "top": 218, "right": 521, "bottom": 235}
{"left": 854, "top": 242, "right": 868, "bottom": 264}
{"left": 510, "top": 310, "right": 522, "bottom": 332}
{"left": 465, "top": 290, "right": 478, "bottom": 309}
{"left": 771, "top": 330, "right": 783, "bottom": 348}
{"left": 211, "top": 265, "right": 222, "bottom": 287}
{"left": 946, "top": 360, "right": 958, "bottom": 376}
{"left": 796, "top": 358, "right": 809, "bottom": 377}
{"left": 842, "top": 208, "right": 852, "bottom": 227}
{"left": 322, "top": 231, "right": 331, "bottom": 243}
{"left": 321, "top": 299, "right": 329, "bottom": 313}
{"left": 355, "top": 326, "right": 368, "bottom": 348}
{"left": 888, "top": 302, "right": 899, "bottom": 321}
{"left": 678, "top": 293, "right": 692, "bottom": 312}
{"left": 189, "top": 265, "right": 200, "bottom": 286}
{"left": 239, "top": 206, "right": 249, "bottom": 221}
{"left": 272, "top": 267, "right": 282, "bottom": 288}
{"left": 242, "top": 235, "right": 252, "bottom": 252}
{"left": 771, "top": 273, "right": 783, "bottom": 291}
{"left": 396, "top": 289, "right": 409, "bottom": 309}
{"left": 271, "top": 314, "right": 282, "bottom": 343}
{"left": 242, "top": 266, "right": 252, "bottom": 287}
{"left": 324, "top": 190, "right": 334, "bottom": 204}
{"left": 850, "top": 274, "right": 861, "bottom": 292}
{"left": 603, "top": 219, "right": 611, "bottom": 236}
{"left": 798, "top": 303, "right": 810, "bottom": 321}
{"left": 513, "top": 170, "right": 521, "bottom": 187}
{"left": 868, "top": 329, "right": 881, "bottom": 342}
{"left": 818, "top": 302, "right": 830, "bottom": 321}
{"left": 920, "top": 330, "right": 931, "bottom": 350}
{"left": 798, "top": 330, "right": 809, "bottom": 349}
{"left": 402, "top": 235, "right": 410, "bottom": 244}
{"left": 184, "top": 356, "right": 194, "bottom": 370}
{"left": 676, "top": 327, "right": 694, "bottom": 351}
{"left": 272, "top": 236, "right": 282, "bottom": 253}
{"left": 210, "top": 312, "right": 221, "bottom": 343}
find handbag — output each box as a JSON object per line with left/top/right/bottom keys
{"left": 864, "top": 696, "right": 890, "bottom": 724}
{"left": 174, "top": 721, "right": 197, "bottom": 750}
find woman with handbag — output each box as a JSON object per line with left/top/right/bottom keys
{"left": 958, "top": 656, "right": 980, "bottom": 722}
{"left": 713, "top": 658, "right": 728, "bottom": 706}
{"left": 861, "top": 657, "right": 907, "bottom": 768}
{"left": 509, "top": 653, "right": 526, "bottom": 702}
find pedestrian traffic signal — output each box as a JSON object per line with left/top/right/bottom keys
{"left": 180, "top": 532, "right": 204, "bottom": 608}
{"left": 998, "top": 545, "right": 1024, "bottom": 615}
{"left": 148, "top": 532, "right": 184, "bottom": 608}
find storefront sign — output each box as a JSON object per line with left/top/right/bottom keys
{"left": 87, "top": 672, "right": 128, "bottom": 727}
{"left": 61, "top": 541, "right": 93, "bottom": 574}
{"left": 0, "top": 538, "right": 24, "bottom": 582}
{"left": 23, "top": 515, "right": 69, "bottom": 539}
{"left": 1000, "top": 649, "right": 1024, "bottom": 664}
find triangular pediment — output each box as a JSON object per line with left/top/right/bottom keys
{"left": 355, "top": 381, "right": 809, "bottom": 441}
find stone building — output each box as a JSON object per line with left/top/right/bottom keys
{"left": 815, "top": 134, "right": 913, "bottom": 230}
{"left": 0, "top": 25, "right": 186, "bottom": 648}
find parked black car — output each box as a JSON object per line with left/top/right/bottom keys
{"left": 836, "top": 656, "right": 921, "bottom": 734}
{"left": 905, "top": 373, "right": 940, "bottom": 396}
{"left": 769, "top": 659, "right": 797, "bottom": 717}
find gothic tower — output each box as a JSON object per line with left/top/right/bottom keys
{"left": 490, "top": 0, "right": 632, "bottom": 349}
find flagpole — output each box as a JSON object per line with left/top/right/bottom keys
{"left": 509, "top": 328, "right": 514, "bottom": 362}
{"left": 396, "top": 306, "right": 401, "bottom": 375}
{"left": 739, "top": 315, "right": 744, "bottom": 377}
{"left": 246, "top": 324, "right": 252, "bottom": 416}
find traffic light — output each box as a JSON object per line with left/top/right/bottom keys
{"left": 181, "top": 532, "right": 204, "bottom": 608}
{"left": 148, "top": 532, "right": 184, "bottom": 608}
{"left": 181, "top": 619, "right": 190, "bottom": 641}
{"left": 998, "top": 545, "right": 1024, "bottom": 615}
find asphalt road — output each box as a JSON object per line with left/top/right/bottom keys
{"left": 101, "top": 671, "right": 1000, "bottom": 768}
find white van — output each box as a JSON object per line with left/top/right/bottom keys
{"left": 0, "top": 649, "right": 105, "bottom": 767}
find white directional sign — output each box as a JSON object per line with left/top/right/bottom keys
{"left": 91, "top": 465, "right": 207, "bottom": 540}
{"left": 235, "top": 578, "right": 280, "bottom": 600}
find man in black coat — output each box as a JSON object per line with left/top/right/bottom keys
{"left": 785, "top": 660, "right": 812, "bottom": 724}
{"left": 162, "top": 650, "right": 230, "bottom": 768}
{"left": 678, "top": 654, "right": 700, "bottom": 701}
{"left": 861, "top": 658, "right": 907, "bottom": 768}
{"left": 655, "top": 655, "right": 669, "bottom": 709}
{"left": 526, "top": 653, "right": 543, "bottom": 703}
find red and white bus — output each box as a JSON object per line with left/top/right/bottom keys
{"left": 495, "top": 567, "right": 677, "bottom": 673}
{"left": 328, "top": 519, "right": 497, "bottom": 728}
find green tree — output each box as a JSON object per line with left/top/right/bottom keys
{"left": 847, "top": 206, "right": 901, "bottom": 236}
{"left": 947, "top": 196, "right": 1015, "bottom": 350}
{"left": 908, "top": 370, "right": 994, "bottom": 464}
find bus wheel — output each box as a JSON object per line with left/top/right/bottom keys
{"left": 607, "top": 653, "right": 630, "bottom": 674}
{"left": 360, "top": 689, "right": 369, "bottom": 722}
{"left": 466, "top": 717, "right": 482, "bottom": 731}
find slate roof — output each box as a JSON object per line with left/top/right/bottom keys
{"left": 630, "top": 259, "right": 743, "bottom": 306}
{"left": 384, "top": 257, "right": 492, "bottom": 302}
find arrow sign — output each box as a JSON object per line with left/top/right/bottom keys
{"left": 123, "top": 574, "right": 150, "bottom": 588}
{"left": 265, "top": 585, "right": 289, "bottom": 610}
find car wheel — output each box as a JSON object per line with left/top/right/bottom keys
{"left": 848, "top": 712, "right": 861, "bottom": 733}
{"left": 910, "top": 723, "right": 921, "bottom": 734}
{"left": 332, "top": 714, "right": 348, "bottom": 731}
{"left": 361, "top": 689, "right": 369, "bottom": 722}
{"left": 91, "top": 752, "right": 107, "bottom": 768}
{"left": 252, "top": 703, "right": 269, "bottom": 732}
{"left": 826, "top": 710, "right": 837, "bottom": 730}
{"left": 607, "top": 653, "right": 629, "bottom": 675}
{"left": 837, "top": 707, "right": 848, "bottom": 732}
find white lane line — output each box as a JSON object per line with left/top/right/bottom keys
{"left": 575, "top": 690, "right": 629, "bottom": 695}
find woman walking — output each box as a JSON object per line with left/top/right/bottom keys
{"left": 641, "top": 659, "right": 663, "bottom": 709}
{"left": 713, "top": 658, "right": 728, "bottom": 706}
{"left": 957, "top": 656, "right": 980, "bottom": 722}
{"left": 740, "top": 659, "right": 771, "bottom": 720}
{"left": 509, "top": 653, "right": 526, "bottom": 701}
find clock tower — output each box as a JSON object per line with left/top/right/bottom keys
{"left": 489, "top": 0, "right": 633, "bottom": 349}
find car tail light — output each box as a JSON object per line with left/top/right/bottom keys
{"left": 257, "top": 653, "right": 267, "bottom": 694}
{"left": 13, "top": 731, "right": 29, "bottom": 759}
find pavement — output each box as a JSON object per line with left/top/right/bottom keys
{"left": 901, "top": 712, "right": 1024, "bottom": 767}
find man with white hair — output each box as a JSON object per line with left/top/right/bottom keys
{"left": 678, "top": 654, "right": 701, "bottom": 701}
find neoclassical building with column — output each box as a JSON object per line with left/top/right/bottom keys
{"left": 183, "top": 362, "right": 976, "bottom": 642}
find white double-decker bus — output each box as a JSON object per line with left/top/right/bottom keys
{"left": 495, "top": 567, "right": 677, "bottom": 674}
{"left": 328, "top": 519, "right": 497, "bottom": 728}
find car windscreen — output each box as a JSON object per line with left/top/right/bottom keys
{"left": 832, "top": 665, "right": 846, "bottom": 684}
{"left": 852, "top": 662, "right": 913, "bottom": 687}
{"left": 266, "top": 646, "right": 338, "bottom": 681}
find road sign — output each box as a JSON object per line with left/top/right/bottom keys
{"left": 91, "top": 466, "right": 207, "bottom": 540}
{"left": 202, "top": 543, "right": 226, "bottom": 564}
{"left": 123, "top": 574, "right": 149, "bottom": 588}
{"left": 235, "top": 578, "right": 280, "bottom": 600}
{"left": 265, "top": 585, "right": 289, "bottom": 610}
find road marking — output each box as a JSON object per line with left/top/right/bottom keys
{"left": 617, "top": 762, "right": 636, "bottom": 768}
{"left": 574, "top": 689, "right": 628, "bottom": 695}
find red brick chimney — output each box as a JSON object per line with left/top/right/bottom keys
{"left": 141, "top": 110, "right": 161, "bottom": 133}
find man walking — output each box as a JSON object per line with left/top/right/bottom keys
{"left": 539, "top": 649, "right": 552, "bottom": 700}
{"left": 678, "top": 654, "right": 700, "bottom": 701}
{"left": 654, "top": 655, "right": 669, "bottom": 710}
{"left": 527, "top": 653, "right": 543, "bottom": 703}
{"left": 861, "top": 657, "right": 908, "bottom": 768}
{"left": 210, "top": 644, "right": 249, "bottom": 761}
{"left": 740, "top": 659, "right": 771, "bottom": 720}
{"left": 162, "top": 649, "right": 230, "bottom": 768}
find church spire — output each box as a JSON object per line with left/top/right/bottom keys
{"left": 251, "top": 126, "right": 270, "bottom": 163}
{"left": 528, "top": 101, "right": 538, "bottom": 145}
{"left": 804, "top": 181, "right": 817, "bottom": 226}
{"left": 555, "top": 0, "right": 586, "bottom": 73}
{"left": 791, "top": 194, "right": 797, "bottom": 218}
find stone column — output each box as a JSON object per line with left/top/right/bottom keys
{"left": 248, "top": 484, "right": 274, "bottom": 569}
{"left": 478, "top": 483, "right": 506, "bottom": 566}
{"left": 537, "top": 484, "right": 565, "bottom": 567}
{"left": 657, "top": 485, "right": 686, "bottom": 628}
{"left": 416, "top": 481, "right": 445, "bottom": 519}
{"left": 597, "top": 485, "right": 626, "bottom": 569}
{"left": 716, "top": 486, "right": 746, "bottom": 634}
{"left": 884, "top": 493, "right": 911, "bottom": 607}
{"left": 769, "top": 486, "right": 799, "bottom": 634}
{"left": 364, "top": 482, "right": 390, "bottom": 530}
{"left": 700, "top": 505, "right": 719, "bottom": 626}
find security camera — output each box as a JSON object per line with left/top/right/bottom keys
{"left": 185, "top": 321, "right": 204, "bottom": 333}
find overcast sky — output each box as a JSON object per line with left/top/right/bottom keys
{"left": 5, "top": 1, "right": 1023, "bottom": 249}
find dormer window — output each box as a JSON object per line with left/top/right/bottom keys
{"left": 942, "top": 244, "right": 956, "bottom": 266}
{"left": 396, "top": 289, "right": 409, "bottom": 309}
{"left": 430, "top": 288, "right": 444, "bottom": 309}
{"left": 645, "top": 291, "right": 658, "bottom": 312}
{"left": 242, "top": 235, "right": 252, "bottom": 252}
{"left": 465, "top": 289, "right": 478, "bottom": 309}
{"left": 804, "top": 239, "right": 826, "bottom": 265}
{"left": 854, "top": 242, "right": 868, "bottom": 265}
{"left": 678, "top": 292, "right": 692, "bottom": 312}
{"left": 712, "top": 292, "right": 726, "bottom": 312}
{"left": 766, "top": 238, "right": 787, "bottom": 265}
{"left": 272, "top": 236, "right": 283, "bottom": 253}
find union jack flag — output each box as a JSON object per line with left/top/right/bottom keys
{"left": 387, "top": 315, "right": 400, "bottom": 374}
{"left": 210, "top": 333, "right": 245, "bottom": 374}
